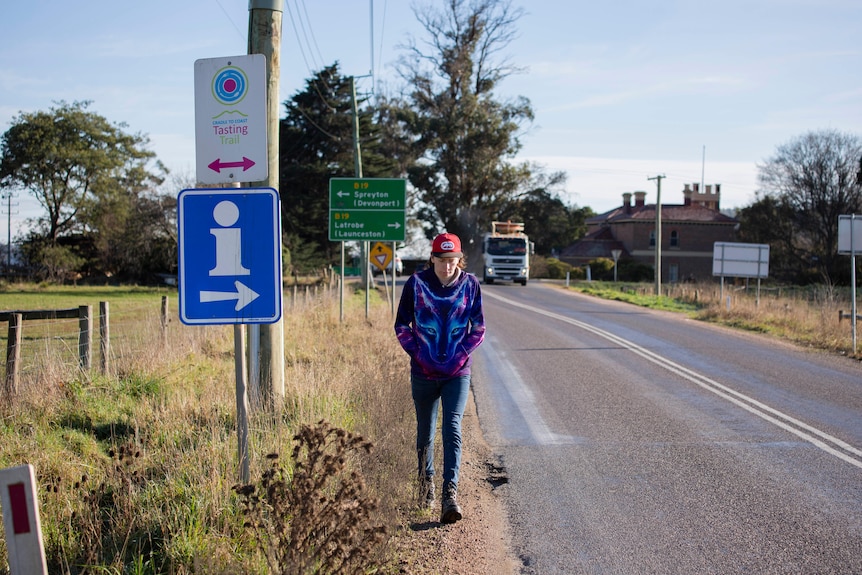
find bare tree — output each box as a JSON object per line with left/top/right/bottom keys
{"left": 757, "top": 129, "right": 862, "bottom": 284}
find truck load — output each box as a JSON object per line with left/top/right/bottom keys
{"left": 482, "top": 221, "right": 532, "bottom": 285}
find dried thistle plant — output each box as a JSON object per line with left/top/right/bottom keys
{"left": 233, "top": 420, "right": 388, "bottom": 575}
{"left": 43, "top": 440, "right": 146, "bottom": 571}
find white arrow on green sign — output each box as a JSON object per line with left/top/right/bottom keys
{"left": 329, "top": 178, "right": 406, "bottom": 241}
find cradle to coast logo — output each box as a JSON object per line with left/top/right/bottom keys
{"left": 210, "top": 65, "right": 251, "bottom": 145}
{"left": 211, "top": 66, "right": 248, "bottom": 106}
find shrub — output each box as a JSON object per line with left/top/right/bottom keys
{"left": 587, "top": 258, "right": 615, "bottom": 280}
{"left": 618, "top": 260, "right": 654, "bottom": 282}
{"left": 233, "top": 420, "right": 387, "bottom": 575}
{"left": 545, "top": 258, "right": 575, "bottom": 279}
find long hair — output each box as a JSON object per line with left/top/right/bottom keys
{"left": 425, "top": 255, "right": 468, "bottom": 270}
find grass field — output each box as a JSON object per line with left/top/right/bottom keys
{"left": 0, "top": 281, "right": 416, "bottom": 574}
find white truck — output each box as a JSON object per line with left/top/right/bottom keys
{"left": 481, "top": 221, "right": 531, "bottom": 285}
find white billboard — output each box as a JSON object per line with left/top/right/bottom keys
{"left": 838, "top": 215, "right": 862, "bottom": 255}
{"left": 713, "top": 242, "right": 770, "bottom": 279}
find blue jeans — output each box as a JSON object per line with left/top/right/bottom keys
{"left": 412, "top": 374, "right": 471, "bottom": 490}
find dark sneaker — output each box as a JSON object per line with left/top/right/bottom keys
{"left": 440, "top": 483, "right": 462, "bottom": 524}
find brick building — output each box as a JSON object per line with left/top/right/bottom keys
{"left": 560, "top": 184, "right": 738, "bottom": 282}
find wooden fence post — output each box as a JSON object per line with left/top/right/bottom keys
{"left": 5, "top": 313, "right": 22, "bottom": 398}
{"left": 78, "top": 305, "right": 92, "bottom": 372}
{"left": 99, "top": 301, "right": 110, "bottom": 375}
{"left": 160, "top": 296, "right": 169, "bottom": 346}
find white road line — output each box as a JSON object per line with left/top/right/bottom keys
{"left": 478, "top": 332, "right": 565, "bottom": 445}
{"left": 485, "top": 290, "right": 862, "bottom": 470}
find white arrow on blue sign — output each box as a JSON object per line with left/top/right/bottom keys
{"left": 178, "top": 188, "right": 282, "bottom": 325}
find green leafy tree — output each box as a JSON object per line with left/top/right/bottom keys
{"left": 0, "top": 101, "right": 164, "bottom": 244}
{"left": 0, "top": 101, "right": 168, "bottom": 280}
{"left": 90, "top": 190, "right": 177, "bottom": 281}
{"left": 18, "top": 234, "right": 85, "bottom": 283}
{"left": 394, "top": 0, "right": 541, "bottom": 264}
{"left": 755, "top": 129, "right": 862, "bottom": 284}
{"left": 279, "top": 64, "right": 396, "bottom": 273}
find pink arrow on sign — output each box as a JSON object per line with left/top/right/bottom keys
{"left": 208, "top": 157, "right": 256, "bottom": 173}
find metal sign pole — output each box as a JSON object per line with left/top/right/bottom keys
{"left": 852, "top": 215, "right": 857, "bottom": 354}
{"left": 340, "top": 242, "right": 345, "bottom": 323}
{"left": 392, "top": 241, "right": 397, "bottom": 316}
{"left": 234, "top": 325, "right": 250, "bottom": 483}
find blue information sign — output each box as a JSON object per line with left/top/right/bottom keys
{"left": 178, "top": 188, "right": 282, "bottom": 325}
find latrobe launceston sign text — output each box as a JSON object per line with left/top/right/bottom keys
{"left": 328, "top": 178, "right": 406, "bottom": 242}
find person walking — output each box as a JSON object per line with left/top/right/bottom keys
{"left": 394, "top": 232, "right": 486, "bottom": 524}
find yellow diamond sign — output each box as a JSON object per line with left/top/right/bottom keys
{"left": 370, "top": 242, "right": 393, "bottom": 271}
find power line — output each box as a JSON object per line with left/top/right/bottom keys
{"left": 285, "top": 1, "right": 336, "bottom": 103}
{"left": 297, "top": 0, "right": 326, "bottom": 71}
{"left": 212, "top": 0, "right": 245, "bottom": 42}
{"left": 293, "top": 106, "right": 344, "bottom": 142}
{"left": 285, "top": 1, "right": 314, "bottom": 76}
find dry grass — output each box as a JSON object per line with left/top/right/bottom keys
{"left": 574, "top": 280, "right": 861, "bottom": 358}
{"left": 676, "top": 283, "right": 856, "bottom": 355}
{"left": 0, "top": 283, "right": 416, "bottom": 574}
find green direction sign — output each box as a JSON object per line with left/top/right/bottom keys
{"left": 329, "top": 178, "right": 406, "bottom": 241}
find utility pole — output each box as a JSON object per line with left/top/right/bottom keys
{"left": 1, "top": 190, "right": 18, "bottom": 272}
{"left": 349, "top": 76, "right": 372, "bottom": 319}
{"left": 248, "top": 0, "right": 284, "bottom": 410}
{"left": 648, "top": 174, "right": 665, "bottom": 296}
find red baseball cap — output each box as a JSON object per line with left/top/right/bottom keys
{"left": 432, "top": 233, "right": 463, "bottom": 258}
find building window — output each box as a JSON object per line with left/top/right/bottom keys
{"left": 670, "top": 230, "right": 679, "bottom": 248}
{"left": 669, "top": 264, "right": 679, "bottom": 283}
{"left": 649, "top": 230, "right": 655, "bottom": 247}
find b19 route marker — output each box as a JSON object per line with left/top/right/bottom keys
{"left": 328, "top": 178, "right": 406, "bottom": 242}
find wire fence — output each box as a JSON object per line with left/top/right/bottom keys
{"left": 1, "top": 279, "right": 346, "bottom": 400}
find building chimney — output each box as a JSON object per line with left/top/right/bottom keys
{"left": 688, "top": 181, "right": 722, "bottom": 210}
{"left": 622, "top": 192, "right": 632, "bottom": 213}
{"left": 634, "top": 191, "right": 646, "bottom": 207}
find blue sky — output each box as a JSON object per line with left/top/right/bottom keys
{"left": 1, "top": 0, "right": 860, "bottom": 241}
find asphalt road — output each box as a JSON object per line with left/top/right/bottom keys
{"left": 471, "top": 281, "right": 862, "bottom": 574}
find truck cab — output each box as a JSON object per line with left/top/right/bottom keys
{"left": 482, "top": 221, "right": 531, "bottom": 285}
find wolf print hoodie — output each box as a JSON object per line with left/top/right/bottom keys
{"left": 394, "top": 267, "right": 486, "bottom": 380}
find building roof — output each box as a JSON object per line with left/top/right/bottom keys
{"left": 588, "top": 203, "right": 738, "bottom": 225}
{"left": 564, "top": 200, "right": 738, "bottom": 264}
{"left": 559, "top": 226, "right": 626, "bottom": 260}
